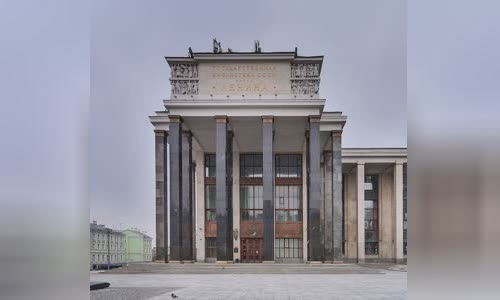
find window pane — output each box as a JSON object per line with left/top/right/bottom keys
{"left": 276, "top": 154, "right": 302, "bottom": 178}
{"left": 289, "top": 210, "right": 301, "bottom": 221}
{"left": 241, "top": 210, "right": 251, "bottom": 221}
{"left": 254, "top": 166, "right": 263, "bottom": 178}
{"left": 254, "top": 210, "right": 263, "bottom": 221}
{"left": 206, "top": 211, "right": 216, "bottom": 221}
{"left": 254, "top": 186, "right": 263, "bottom": 209}
{"left": 240, "top": 187, "right": 251, "bottom": 209}
{"left": 276, "top": 210, "right": 286, "bottom": 222}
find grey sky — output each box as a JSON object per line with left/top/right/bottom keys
{"left": 90, "top": 0, "right": 406, "bottom": 238}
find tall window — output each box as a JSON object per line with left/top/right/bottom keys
{"left": 240, "top": 154, "right": 263, "bottom": 178}
{"left": 205, "top": 237, "right": 216, "bottom": 258}
{"left": 205, "top": 185, "right": 216, "bottom": 221}
{"left": 275, "top": 154, "right": 302, "bottom": 178}
{"left": 275, "top": 185, "right": 302, "bottom": 222}
{"left": 205, "top": 154, "right": 216, "bottom": 177}
{"left": 240, "top": 185, "right": 263, "bottom": 221}
{"left": 365, "top": 175, "right": 379, "bottom": 255}
{"left": 275, "top": 238, "right": 302, "bottom": 259}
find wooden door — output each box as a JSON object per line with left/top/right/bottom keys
{"left": 241, "top": 238, "right": 264, "bottom": 263}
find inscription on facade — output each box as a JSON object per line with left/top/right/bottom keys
{"left": 198, "top": 62, "right": 290, "bottom": 95}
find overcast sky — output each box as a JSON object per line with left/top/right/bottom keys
{"left": 90, "top": 0, "right": 406, "bottom": 238}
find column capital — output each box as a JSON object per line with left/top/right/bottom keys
{"left": 214, "top": 115, "right": 229, "bottom": 123}
{"left": 331, "top": 130, "right": 343, "bottom": 137}
{"left": 182, "top": 130, "right": 192, "bottom": 136}
{"left": 262, "top": 115, "right": 274, "bottom": 123}
{"left": 154, "top": 129, "right": 168, "bottom": 136}
{"left": 357, "top": 161, "right": 365, "bottom": 166}
{"left": 168, "top": 115, "right": 183, "bottom": 123}
{"left": 308, "top": 115, "right": 321, "bottom": 123}
{"left": 395, "top": 161, "right": 404, "bottom": 166}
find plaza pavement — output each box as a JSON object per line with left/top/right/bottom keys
{"left": 90, "top": 263, "right": 407, "bottom": 300}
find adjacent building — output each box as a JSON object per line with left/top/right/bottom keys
{"left": 150, "top": 44, "right": 407, "bottom": 264}
{"left": 123, "top": 229, "right": 153, "bottom": 263}
{"left": 90, "top": 221, "right": 127, "bottom": 269}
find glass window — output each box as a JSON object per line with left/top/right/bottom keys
{"left": 274, "top": 238, "right": 303, "bottom": 258}
{"left": 206, "top": 237, "right": 217, "bottom": 258}
{"left": 275, "top": 154, "right": 302, "bottom": 178}
{"left": 364, "top": 175, "right": 379, "bottom": 255}
{"left": 275, "top": 185, "right": 302, "bottom": 222}
{"left": 205, "top": 154, "right": 216, "bottom": 177}
{"left": 240, "top": 154, "right": 263, "bottom": 178}
{"left": 240, "top": 185, "right": 263, "bottom": 221}
{"left": 205, "top": 185, "right": 216, "bottom": 221}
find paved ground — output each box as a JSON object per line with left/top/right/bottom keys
{"left": 90, "top": 263, "right": 407, "bottom": 299}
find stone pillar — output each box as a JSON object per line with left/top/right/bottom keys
{"left": 308, "top": 115, "right": 323, "bottom": 261}
{"left": 357, "top": 162, "right": 365, "bottom": 263}
{"left": 262, "top": 116, "right": 274, "bottom": 261}
{"left": 232, "top": 150, "right": 240, "bottom": 262}
{"left": 154, "top": 130, "right": 168, "bottom": 262}
{"left": 195, "top": 148, "right": 205, "bottom": 262}
{"left": 332, "top": 131, "right": 344, "bottom": 261}
{"left": 323, "top": 150, "right": 334, "bottom": 262}
{"left": 181, "top": 131, "right": 193, "bottom": 261}
{"left": 168, "top": 115, "right": 182, "bottom": 261}
{"left": 394, "top": 162, "right": 404, "bottom": 263}
{"left": 215, "top": 116, "right": 233, "bottom": 261}
{"left": 302, "top": 143, "right": 309, "bottom": 262}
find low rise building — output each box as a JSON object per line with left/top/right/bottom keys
{"left": 123, "top": 229, "right": 153, "bottom": 262}
{"left": 90, "top": 221, "right": 127, "bottom": 270}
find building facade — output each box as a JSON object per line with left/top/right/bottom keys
{"left": 150, "top": 46, "right": 407, "bottom": 264}
{"left": 123, "top": 229, "right": 153, "bottom": 262}
{"left": 90, "top": 221, "right": 127, "bottom": 269}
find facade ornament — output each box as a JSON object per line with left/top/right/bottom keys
{"left": 290, "top": 63, "right": 321, "bottom": 95}
{"left": 170, "top": 63, "right": 199, "bottom": 95}
{"left": 171, "top": 63, "right": 198, "bottom": 78}
{"left": 291, "top": 63, "right": 320, "bottom": 78}
{"left": 291, "top": 79, "right": 320, "bottom": 95}
{"left": 171, "top": 80, "right": 199, "bottom": 95}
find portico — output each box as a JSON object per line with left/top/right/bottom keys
{"left": 150, "top": 47, "right": 407, "bottom": 264}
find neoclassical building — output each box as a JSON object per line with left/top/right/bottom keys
{"left": 150, "top": 46, "right": 407, "bottom": 264}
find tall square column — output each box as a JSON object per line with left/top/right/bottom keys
{"left": 394, "top": 162, "right": 404, "bottom": 263}
{"left": 332, "top": 131, "right": 344, "bottom": 261}
{"left": 323, "top": 150, "right": 334, "bottom": 261}
{"left": 357, "top": 162, "right": 365, "bottom": 263}
{"left": 307, "top": 115, "right": 323, "bottom": 261}
{"left": 215, "top": 116, "right": 233, "bottom": 261}
{"left": 262, "top": 116, "right": 274, "bottom": 261}
{"left": 154, "top": 130, "right": 168, "bottom": 262}
{"left": 168, "top": 115, "right": 183, "bottom": 261}
{"left": 180, "top": 131, "right": 193, "bottom": 261}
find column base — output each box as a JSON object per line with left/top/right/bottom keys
{"left": 153, "top": 260, "right": 168, "bottom": 263}
{"left": 215, "top": 261, "right": 234, "bottom": 264}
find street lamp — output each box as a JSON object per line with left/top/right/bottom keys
{"left": 106, "top": 228, "right": 111, "bottom": 270}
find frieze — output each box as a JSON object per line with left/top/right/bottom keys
{"left": 291, "top": 63, "right": 320, "bottom": 78}
{"left": 171, "top": 79, "right": 199, "bottom": 95}
{"left": 291, "top": 79, "right": 320, "bottom": 95}
{"left": 171, "top": 63, "right": 198, "bottom": 78}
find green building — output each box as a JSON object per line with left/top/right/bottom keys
{"left": 123, "top": 229, "right": 153, "bottom": 262}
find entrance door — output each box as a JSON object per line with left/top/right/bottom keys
{"left": 241, "top": 238, "right": 264, "bottom": 263}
